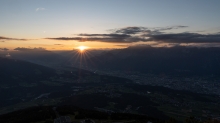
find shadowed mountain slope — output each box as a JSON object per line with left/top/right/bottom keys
{"left": 83, "top": 46, "right": 220, "bottom": 76}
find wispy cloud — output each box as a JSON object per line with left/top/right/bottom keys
{"left": 54, "top": 44, "right": 63, "bottom": 45}
{"left": 114, "top": 44, "right": 130, "bottom": 47}
{"left": 0, "top": 36, "right": 33, "bottom": 41}
{"left": 36, "top": 8, "right": 46, "bottom": 12}
{"left": 14, "top": 47, "right": 46, "bottom": 51}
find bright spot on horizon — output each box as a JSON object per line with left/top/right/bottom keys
{"left": 77, "top": 46, "right": 88, "bottom": 52}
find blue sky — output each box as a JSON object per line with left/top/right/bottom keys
{"left": 1, "top": 0, "right": 220, "bottom": 50}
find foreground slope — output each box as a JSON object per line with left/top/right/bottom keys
{"left": 0, "top": 57, "right": 219, "bottom": 122}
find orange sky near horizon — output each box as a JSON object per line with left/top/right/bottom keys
{"left": 0, "top": 39, "right": 129, "bottom": 51}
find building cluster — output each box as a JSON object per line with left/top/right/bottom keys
{"left": 54, "top": 116, "right": 72, "bottom": 123}
{"left": 93, "top": 70, "right": 220, "bottom": 95}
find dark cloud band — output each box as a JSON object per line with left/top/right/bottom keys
{"left": 45, "top": 26, "right": 220, "bottom": 44}
{"left": 0, "top": 36, "right": 28, "bottom": 41}
{"left": 14, "top": 47, "right": 46, "bottom": 51}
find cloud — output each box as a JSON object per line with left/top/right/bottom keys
{"left": 46, "top": 32, "right": 140, "bottom": 43}
{"left": 0, "top": 48, "right": 9, "bottom": 51}
{"left": 46, "top": 36, "right": 136, "bottom": 43}
{"left": 54, "top": 44, "right": 63, "bottom": 45}
{"left": 114, "top": 44, "right": 130, "bottom": 47}
{"left": 145, "top": 33, "right": 220, "bottom": 43}
{"left": 36, "top": 8, "right": 45, "bottom": 12}
{"left": 78, "top": 33, "right": 131, "bottom": 38}
{"left": 111, "top": 27, "right": 148, "bottom": 34}
{"left": 0, "top": 36, "right": 29, "bottom": 41}
{"left": 45, "top": 26, "right": 220, "bottom": 44}
{"left": 109, "top": 25, "right": 188, "bottom": 34}
{"left": 14, "top": 47, "right": 46, "bottom": 51}
{"left": 152, "top": 26, "right": 188, "bottom": 32}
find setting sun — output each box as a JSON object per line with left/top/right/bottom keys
{"left": 77, "top": 46, "right": 88, "bottom": 52}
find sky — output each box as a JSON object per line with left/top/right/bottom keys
{"left": 1, "top": 0, "right": 220, "bottom": 51}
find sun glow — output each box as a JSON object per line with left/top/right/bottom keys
{"left": 77, "top": 46, "right": 88, "bottom": 52}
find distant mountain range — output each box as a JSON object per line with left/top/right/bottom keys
{"left": 2, "top": 46, "right": 220, "bottom": 78}
{"left": 81, "top": 46, "right": 220, "bottom": 76}
{"left": 10, "top": 50, "right": 66, "bottom": 67}
{"left": 0, "top": 49, "right": 105, "bottom": 68}
{"left": 0, "top": 57, "right": 56, "bottom": 85}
